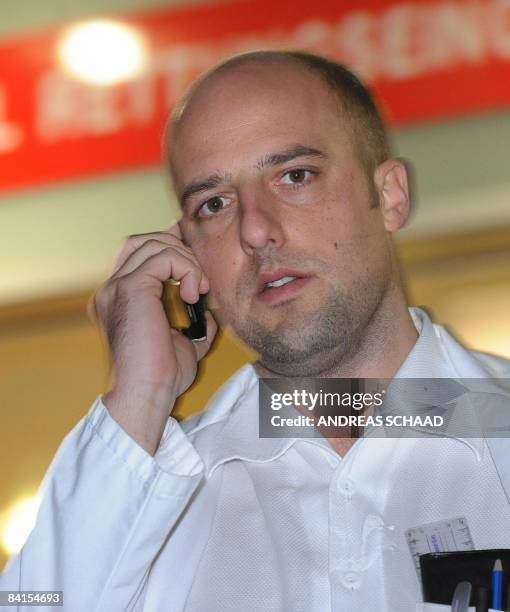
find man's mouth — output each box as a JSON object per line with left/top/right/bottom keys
{"left": 265, "top": 275, "right": 297, "bottom": 289}
{"left": 256, "top": 269, "right": 312, "bottom": 304}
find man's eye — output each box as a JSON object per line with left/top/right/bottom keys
{"left": 198, "top": 196, "right": 228, "bottom": 217}
{"left": 281, "top": 169, "right": 314, "bottom": 185}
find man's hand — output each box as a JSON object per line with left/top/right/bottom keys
{"left": 88, "top": 224, "right": 218, "bottom": 454}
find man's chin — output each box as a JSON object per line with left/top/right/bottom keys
{"left": 235, "top": 294, "right": 365, "bottom": 376}
{"left": 243, "top": 325, "right": 342, "bottom": 375}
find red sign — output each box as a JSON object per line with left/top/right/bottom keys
{"left": 1, "top": 0, "right": 510, "bottom": 194}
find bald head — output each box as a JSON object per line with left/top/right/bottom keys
{"left": 167, "top": 50, "right": 391, "bottom": 189}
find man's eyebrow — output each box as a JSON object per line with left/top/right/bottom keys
{"left": 179, "top": 146, "right": 324, "bottom": 209}
{"left": 256, "top": 146, "right": 326, "bottom": 169}
{"left": 180, "top": 172, "right": 232, "bottom": 209}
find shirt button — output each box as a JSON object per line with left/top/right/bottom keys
{"left": 341, "top": 570, "right": 362, "bottom": 590}
{"left": 337, "top": 479, "right": 354, "bottom": 496}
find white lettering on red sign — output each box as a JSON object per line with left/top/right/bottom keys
{"left": 491, "top": 0, "right": 510, "bottom": 59}
{"left": 0, "top": 86, "right": 24, "bottom": 154}
{"left": 36, "top": 71, "right": 123, "bottom": 142}
{"left": 27, "top": 0, "right": 510, "bottom": 146}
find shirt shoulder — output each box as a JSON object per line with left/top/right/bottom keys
{"left": 469, "top": 350, "right": 510, "bottom": 377}
{"left": 432, "top": 317, "right": 510, "bottom": 378}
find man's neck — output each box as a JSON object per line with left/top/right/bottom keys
{"left": 326, "top": 437, "right": 358, "bottom": 457}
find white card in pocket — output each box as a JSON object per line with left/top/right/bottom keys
{"left": 417, "top": 605, "right": 499, "bottom": 611}
{"left": 407, "top": 516, "right": 474, "bottom": 577}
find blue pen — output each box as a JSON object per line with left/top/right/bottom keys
{"left": 492, "top": 558, "right": 503, "bottom": 610}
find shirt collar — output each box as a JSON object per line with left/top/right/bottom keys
{"left": 185, "top": 363, "right": 297, "bottom": 476}
{"left": 186, "top": 307, "right": 488, "bottom": 474}
{"left": 394, "top": 307, "right": 457, "bottom": 379}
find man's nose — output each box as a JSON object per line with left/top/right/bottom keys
{"left": 238, "top": 187, "right": 285, "bottom": 256}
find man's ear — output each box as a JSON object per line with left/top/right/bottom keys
{"left": 373, "top": 159, "right": 411, "bottom": 232}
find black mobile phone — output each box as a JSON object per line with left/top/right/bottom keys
{"left": 162, "top": 280, "right": 207, "bottom": 342}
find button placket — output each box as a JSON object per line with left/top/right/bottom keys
{"left": 330, "top": 467, "right": 362, "bottom": 592}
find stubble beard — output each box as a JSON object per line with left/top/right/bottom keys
{"left": 235, "top": 274, "right": 391, "bottom": 377}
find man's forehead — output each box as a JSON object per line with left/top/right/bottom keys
{"left": 172, "top": 59, "right": 340, "bottom": 142}
{"left": 169, "top": 61, "right": 346, "bottom": 180}
{"left": 172, "top": 121, "right": 339, "bottom": 197}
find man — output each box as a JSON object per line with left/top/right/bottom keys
{"left": 2, "top": 50, "right": 510, "bottom": 611}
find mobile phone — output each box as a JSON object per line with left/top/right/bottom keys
{"left": 162, "top": 280, "right": 207, "bottom": 342}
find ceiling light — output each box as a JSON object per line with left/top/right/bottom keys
{"left": 57, "top": 19, "right": 148, "bottom": 86}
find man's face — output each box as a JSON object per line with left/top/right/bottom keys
{"left": 172, "top": 61, "right": 394, "bottom": 376}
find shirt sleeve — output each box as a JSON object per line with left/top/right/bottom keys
{"left": 0, "top": 395, "right": 205, "bottom": 612}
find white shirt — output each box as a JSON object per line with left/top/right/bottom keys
{"left": 2, "top": 308, "right": 510, "bottom": 612}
